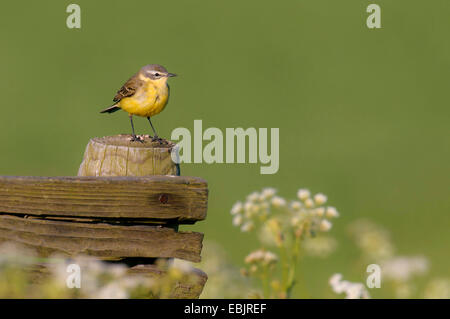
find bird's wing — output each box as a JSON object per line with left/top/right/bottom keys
{"left": 113, "top": 73, "right": 144, "bottom": 103}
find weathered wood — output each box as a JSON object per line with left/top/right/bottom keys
{"left": 78, "top": 135, "right": 178, "bottom": 176}
{"left": 129, "top": 264, "right": 208, "bottom": 298}
{"left": 0, "top": 214, "right": 203, "bottom": 262}
{"left": 26, "top": 262, "right": 207, "bottom": 298}
{"left": 0, "top": 175, "right": 208, "bottom": 223}
{"left": 0, "top": 134, "right": 209, "bottom": 298}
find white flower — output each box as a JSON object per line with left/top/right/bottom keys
{"left": 171, "top": 259, "right": 195, "bottom": 274}
{"left": 314, "top": 193, "right": 327, "bottom": 205}
{"left": 325, "top": 206, "right": 339, "bottom": 218}
{"left": 244, "top": 202, "right": 259, "bottom": 218}
{"left": 304, "top": 198, "right": 314, "bottom": 208}
{"left": 314, "top": 207, "right": 325, "bottom": 217}
{"left": 245, "top": 250, "right": 265, "bottom": 263}
{"left": 290, "top": 201, "right": 302, "bottom": 210}
{"left": 346, "top": 283, "right": 370, "bottom": 299}
{"left": 381, "top": 256, "right": 429, "bottom": 282}
{"left": 241, "top": 222, "right": 254, "bottom": 232}
{"left": 329, "top": 274, "right": 344, "bottom": 293}
{"left": 107, "top": 264, "right": 128, "bottom": 278}
{"left": 232, "top": 215, "right": 243, "bottom": 227}
{"left": 291, "top": 216, "right": 301, "bottom": 227}
{"left": 319, "top": 219, "right": 332, "bottom": 232}
{"left": 329, "top": 273, "right": 370, "bottom": 299}
{"left": 245, "top": 250, "right": 277, "bottom": 265}
{"left": 260, "top": 188, "right": 276, "bottom": 200}
{"left": 297, "top": 189, "right": 310, "bottom": 201}
{"left": 263, "top": 251, "right": 278, "bottom": 264}
{"left": 271, "top": 196, "right": 286, "bottom": 208}
{"left": 97, "top": 282, "right": 128, "bottom": 299}
{"left": 246, "top": 192, "right": 260, "bottom": 202}
{"left": 348, "top": 219, "right": 395, "bottom": 261}
{"left": 244, "top": 201, "right": 254, "bottom": 211}
{"left": 231, "top": 202, "right": 243, "bottom": 215}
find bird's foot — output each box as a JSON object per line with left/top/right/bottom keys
{"left": 151, "top": 135, "right": 161, "bottom": 142}
{"left": 151, "top": 135, "right": 167, "bottom": 145}
{"left": 130, "top": 135, "right": 144, "bottom": 143}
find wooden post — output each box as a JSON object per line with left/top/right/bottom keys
{"left": 0, "top": 135, "right": 208, "bottom": 298}
{"left": 78, "top": 135, "right": 205, "bottom": 298}
{"left": 78, "top": 135, "right": 179, "bottom": 177}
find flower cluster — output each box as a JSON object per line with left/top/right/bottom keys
{"left": 329, "top": 273, "right": 370, "bottom": 299}
{"left": 345, "top": 219, "right": 449, "bottom": 299}
{"left": 243, "top": 249, "right": 278, "bottom": 279}
{"left": 230, "top": 187, "right": 339, "bottom": 298}
{"left": 380, "top": 256, "right": 429, "bottom": 282}
{"left": 0, "top": 243, "right": 200, "bottom": 299}
{"left": 231, "top": 188, "right": 339, "bottom": 238}
{"left": 348, "top": 219, "right": 395, "bottom": 262}
{"left": 50, "top": 256, "right": 141, "bottom": 299}
{"left": 230, "top": 188, "right": 276, "bottom": 232}
{"left": 290, "top": 188, "right": 339, "bottom": 235}
{"left": 245, "top": 249, "right": 278, "bottom": 267}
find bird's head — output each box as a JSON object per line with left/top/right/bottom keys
{"left": 140, "top": 64, "right": 177, "bottom": 84}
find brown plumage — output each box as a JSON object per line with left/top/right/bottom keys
{"left": 100, "top": 64, "right": 176, "bottom": 142}
{"left": 100, "top": 73, "right": 144, "bottom": 113}
{"left": 113, "top": 73, "right": 144, "bottom": 103}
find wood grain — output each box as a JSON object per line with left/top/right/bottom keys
{"left": 0, "top": 214, "right": 203, "bottom": 262}
{"left": 27, "top": 262, "right": 207, "bottom": 298}
{"left": 0, "top": 175, "right": 208, "bottom": 223}
{"left": 129, "top": 264, "right": 208, "bottom": 298}
{"left": 78, "top": 135, "right": 178, "bottom": 176}
{"left": 0, "top": 134, "right": 209, "bottom": 297}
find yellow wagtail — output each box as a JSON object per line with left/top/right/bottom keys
{"left": 100, "top": 64, "right": 177, "bottom": 142}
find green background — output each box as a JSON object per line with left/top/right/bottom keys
{"left": 0, "top": 1, "right": 448, "bottom": 297}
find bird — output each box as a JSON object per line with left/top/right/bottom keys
{"left": 100, "top": 64, "right": 177, "bottom": 142}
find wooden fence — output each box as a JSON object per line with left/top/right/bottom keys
{"left": 0, "top": 135, "right": 208, "bottom": 298}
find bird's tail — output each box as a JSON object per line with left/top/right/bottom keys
{"left": 100, "top": 104, "right": 121, "bottom": 114}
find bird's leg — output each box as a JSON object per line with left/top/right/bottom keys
{"left": 129, "top": 114, "right": 143, "bottom": 142}
{"left": 147, "top": 117, "right": 160, "bottom": 141}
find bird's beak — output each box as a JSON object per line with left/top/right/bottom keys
{"left": 167, "top": 73, "right": 177, "bottom": 77}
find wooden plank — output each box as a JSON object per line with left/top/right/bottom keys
{"left": 0, "top": 175, "right": 208, "bottom": 223}
{"left": 0, "top": 214, "right": 203, "bottom": 262}
{"left": 27, "top": 263, "right": 207, "bottom": 298}
{"left": 128, "top": 264, "right": 208, "bottom": 298}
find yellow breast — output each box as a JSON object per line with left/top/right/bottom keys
{"left": 119, "top": 81, "right": 169, "bottom": 117}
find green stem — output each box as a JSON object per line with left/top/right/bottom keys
{"left": 285, "top": 234, "right": 301, "bottom": 297}
{"left": 261, "top": 265, "right": 270, "bottom": 298}
{"left": 279, "top": 244, "right": 289, "bottom": 294}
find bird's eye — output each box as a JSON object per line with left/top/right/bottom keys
{"left": 154, "top": 72, "right": 160, "bottom": 77}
